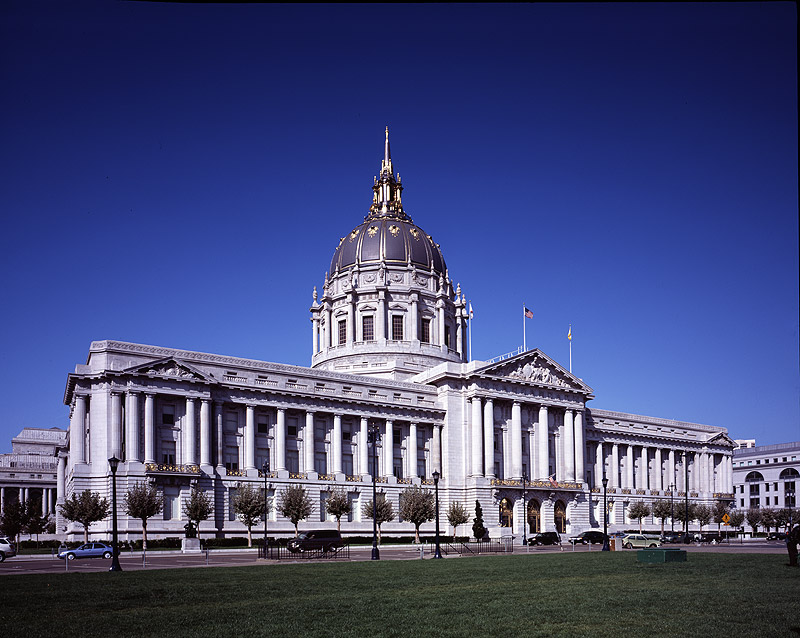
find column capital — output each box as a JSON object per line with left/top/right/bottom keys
{"left": 277, "top": 407, "right": 286, "bottom": 414}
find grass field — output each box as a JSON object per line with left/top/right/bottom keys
{"left": 2, "top": 552, "right": 798, "bottom": 637}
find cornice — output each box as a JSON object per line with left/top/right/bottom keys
{"left": 587, "top": 408, "right": 727, "bottom": 436}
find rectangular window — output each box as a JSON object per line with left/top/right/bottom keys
{"left": 286, "top": 451, "right": 299, "bottom": 474}
{"left": 362, "top": 316, "right": 374, "bottom": 341}
{"left": 161, "top": 441, "right": 176, "bottom": 465}
{"left": 256, "top": 447, "right": 268, "bottom": 470}
{"left": 418, "top": 460, "right": 427, "bottom": 478}
{"left": 162, "top": 405, "right": 175, "bottom": 426}
{"left": 765, "top": 497, "right": 770, "bottom": 506}
{"left": 420, "top": 319, "right": 430, "bottom": 343}
{"left": 343, "top": 454, "right": 353, "bottom": 476}
{"left": 338, "top": 320, "right": 347, "bottom": 346}
{"left": 393, "top": 459, "right": 403, "bottom": 479}
{"left": 315, "top": 451, "right": 327, "bottom": 474}
{"left": 224, "top": 446, "right": 239, "bottom": 472}
{"left": 288, "top": 424, "right": 298, "bottom": 437}
{"left": 444, "top": 325, "right": 451, "bottom": 348}
{"left": 163, "top": 487, "right": 179, "bottom": 520}
{"left": 391, "top": 315, "right": 404, "bottom": 341}
{"left": 224, "top": 411, "right": 238, "bottom": 433}
{"left": 257, "top": 415, "right": 269, "bottom": 434}
{"left": 320, "top": 492, "right": 328, "bottom": 522}
{"left": 785, "top": 482, "right": 796, "bottom": 508}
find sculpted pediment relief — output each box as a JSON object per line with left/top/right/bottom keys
{"left": 124, "top": 358, "right": 213, "bottom": 382}
{"left": 707, "top": 432, "right": 736, "bottom": 448}
{"left": 477, "top": 350, "right": 592, "bottom": 394}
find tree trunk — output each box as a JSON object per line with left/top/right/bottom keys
{"left": 337, "top": 518, "right": 341, "bottom": 532}
{"left": 247, "top": 527, "right": 252, "bottom": 547}
{"left": 83, "top": 525, "right": 89, "bottom": 543}
{"left": 639, "top": 518, "right": 643, "bottom": 533}
{"left": 415, "top": 525, "right": 421, "bottom": 544}
{"left": 143, "top": 520, "right": 148, "bottom": 550}
{"left": 377, "top": 525, "right": 382, "bottom": 544}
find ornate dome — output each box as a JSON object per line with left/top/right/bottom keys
{"left": 329, "top": 127, "right": 446, "bottom": 276}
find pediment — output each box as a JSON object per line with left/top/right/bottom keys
{"left": 707, "top": 432, "right": 736, "bottom": 448}
{"left": 476, "top": 349, "right": 593, "bottom": 394}
{"left": 124, "top": 357, "right": 214, "bottom": 383}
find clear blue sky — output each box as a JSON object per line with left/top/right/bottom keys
{"left": 1, "top": 2, "right": 797, "bottom": 449}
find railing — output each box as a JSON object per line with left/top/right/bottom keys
{"left": 254, "top": 378, "right": 278, "bottom": 387}
{"left": 397, "top": 477, "right": 413, "bottom": 484}
{"left": 289, "top": 472, "right": 307, "bottom": 480}
{"left": 431, "top": 540, "right": 514, "bottom": 555}
{"left": 318, "top": 473, "right": 335, "bottom": 481}
{"left": 342, "top": 390, "right": 362, "bottom": 397}
{"left": 417, "top": 398, "right": 435, "bottom": 407}
{"left": 490, "top": 478, "right": 583, "bottom": 490}
{"left": 376, "top": 477, "right": 388, "bottom": 484}
{"left": 145, "top": 463, "right": 200, "bottom": 474}
{"left": 485, "top": 346, "right": 525, "bottom": 365}
{"left": 227, "top": 468, "right": 247, "bottom": 477}
{"left": 420, "top": 478, "right": 435, "bottom": 486}
{"left": 259, "top": 470, "right": 278, "bottom": 478}
{"left": 345, "top": 475, "right": 363, "bottom": 482}
{"left": 286, "top": 382, "right": 308, "bottom": 390}
{"left": 258, "top": 543, "right": 350, "bottom": 560}
{"left": 636, "top": 489, "right": 646, "bottom": 495}
{"left": 621, "top": 489, "right": 632, "bottom": 494}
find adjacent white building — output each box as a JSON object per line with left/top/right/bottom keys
{"left": 59, "top": 131, "right": 736, "bottom": 542}
{"left": 732, "top": 441, "right": 799, "bottom": 512}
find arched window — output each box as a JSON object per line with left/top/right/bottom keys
{"left": 554, "top": 500, "right": 567, "bottom": 533}
{"left": 745, "top": 471, "right": 764, "bottom": 482}
{"left": 527, "top": 499, "right": 541, "bottom": 534}
{"left": 499, "top": 497, "right": 513, "bottom": 527}
{"left": 779, "top": 468, "right": 799, "bottom": 479}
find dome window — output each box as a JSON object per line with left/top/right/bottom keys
{"left": 391, "top": 316, "right": 404, "bottom": 341}
{"left": 362, "top": 316, "right": 374, "bottom": 342}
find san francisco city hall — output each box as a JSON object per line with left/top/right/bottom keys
{"left": 59, "top": 131, "right": 736, "bottom": 542}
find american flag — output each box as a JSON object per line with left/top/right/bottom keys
{"left": 548, "top": 474, "right": 559, "bottom": 487}
{"left": 524, "top": 307, "right": 534, "bottom": 319}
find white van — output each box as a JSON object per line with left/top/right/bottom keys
{"left": 0, "top": 536, "right": 16, "bottom": 561}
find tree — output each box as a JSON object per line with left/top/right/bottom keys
{"left": 232, "top": 483, "right": 265, "bottom": 547}
{"left": 776, "top": 508, "right": 794, "bottom": 533}
{"left": 398, "top": 486, "right": 435, "bottom": 543}
{"left": 447, "top": 501, "right": 469, "bottom": 538}
{"left": 728, "top": 509, "right": 745, "bottom": 536}
{"left": 0, "top": 498, "right": 26, "bottom": 544}
{"left": 25, "top": 498, "right": 48, "bottom": 545}
{"left": 472, "top": 500, "right": 487, "bottom": 541}
{"left": 694, "top": 504, "right": 712, "bottom": 532}
{"left": 627, "top": 501, "right": 651, "bottom": 533}
{"left": 760, "top": 507, "right": 778, "bottom": 533}
{"left": 652, "top": 499, "right": 672, "bottom": 535}
{"left": 278, "top": 484, "right": 313, "bottom": 536}
{"left": 124, "top": 482, "right": 163, "bottom": 550}
{"left": 362, "top": 492, "right": 395, "bottom": 543}
{"left": 325, "top": 488, "right": 351, "bottom": 532}
{"left": 183, "top": 485, "right": 213, "bottom": 538}
{"left": 672, "top": 502, "right": 696, "bottom": 531}
{"left": 59, "top": 490, "right": 110, "bottom": 542}
{"left": 712, "top": 500, "right": 730, "bottom": 534}
{"left": 745, "top": 507, "right": 762, "bottom": 535}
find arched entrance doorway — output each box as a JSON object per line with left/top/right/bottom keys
{"left": 499, "top": 497, "right": 513, "bottom": 527}
{"left": 554, "top": 500, "right": 567, "bottom": 533}
{"left": 527, "top": 499, "right": 541, "bottom": 533}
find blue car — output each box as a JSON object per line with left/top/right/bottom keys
{"left": 58, "top": 542, "right": 115, "bottom": 560}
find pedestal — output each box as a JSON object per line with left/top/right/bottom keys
{"left": 182, "top": 538, "right": 201, "bottom": 553}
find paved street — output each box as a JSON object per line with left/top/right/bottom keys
{"left": 0, "top": 540, "right": 790, "bottom": 576}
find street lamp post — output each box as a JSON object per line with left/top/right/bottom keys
{"left": 521, "top": 472, "right": 528, "bottom": 546}
{"left": 433, "top": 470, "right": 442, "bottom": 559}
{"left": 369, "top": 421, "right": 380, "bottom": 561}
{"left": 108, "top": 456, "right": 122, "bottom": 572}
{"left": 601, "top": 476, "right": 610, "bottom": 552}
{"left": 669, "top": 482, "right": 675, "bottom": 534}
{"left": 262, "top": 459, "right": 270, "bottom": 559}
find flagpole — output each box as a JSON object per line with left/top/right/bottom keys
{"left": 568, "top": 324, "right": 572, "bottom": 373}
{"left": 522, "top": 303, "right": 526, "bottom": 352}
{"left": 468, "top": 302, "right": 473, "bottom": 362}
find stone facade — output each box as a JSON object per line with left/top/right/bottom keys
{"left": 59, "top": 131, "right": 735, "bottom": 542}
{"left": 732, "top": 441, "right": 799, "bottom": 527}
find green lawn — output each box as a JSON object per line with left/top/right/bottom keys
{"left": 2, "top": 553, "right": 798, "bottom": 637}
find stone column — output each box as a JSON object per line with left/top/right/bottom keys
{"left": 245, "top": 405, "right": 255, "bottom": 470}
{"left": 324, "top": 304, "right": 332, "bottom": 349}
{"left": 654, "top": 448, "right": 663, "bottom": 491}
{"left": 595, "top": 441, "right": 604, "bottom": 487}
{"left": 57, "top": 454, "right": 66, "bottom": 501}
{"left": 42, "top": 491, "right": 48, "bottom": 516}
{"left": 110, "top": 391, "right": 123, "bottom": 459}
{"left": 410, "top": 293, "right": 419, "bottom": 342}
{"left": 332, "top": 413, "right": 342, "bottom": 474}
{"left": 611, "top": 443, "right": 620, "bottom": 489}
{"left": 305, "top": 411, "right": 315, "bottom": 473}
{"left": 511, "top": 401, "right": 522, "bottom": 480}
{"left": 70, "top": 395, "right": 86, "bottom": 464}
{"left": 432, "top": 424, "right": 442, "bottom": 475}
{"left": 312, "top": 315, "right": 319, "bottom": 354}
{"left": 215, "top": 403, "right": 224, "bottom": 468}
{"left": 483, "top": 399, "right": 494, "bottom": 478}
{"left": 347, "top": 294, "right": 355, "bottom": 344}
{"left": 640, "top": 446, "right": 649, "bottom": 490}
{"left": 437, "top": 301, "right": 445, "bottom": 350}
{"left": 125, "top": 392, "right": 140, "bottom": 462}
{"left": 360, "top": 417, "right": 369, "bottom": 477}
{"left": 471, "top": 397, "right": 483, "bottom": 477}
{"left": 563, "top": 409, "right": 575, "bottom": 482}
{"left": 276, "top": 408, "right": 287, "bottom": 472}
{"left": 626, "top": 445, "right": 634, "bottom": 488}
{"left": 574, "top": 410, "right": 585, "bottom": 484}
{"left": 144, "top": 394, "right": 156, "bottom": 464}
{"left": 200, "top": 400, "right": 212, "bottom": 467}
{"left": 184, "top": 398, "right": 196, "bottom": 465}
{"left": 537, "top": 405, "right": 549, "bottom": 479}
{"left": 456, "top": 310, "right": 464, "bottom": 357}
{"left": 408, "top": 422, "right": 418, "bottom": 478}
{"left": 668, "top": 449, "right": 676, "bottom": 488}
{"left": 378, "top": 291, "right": 387, "bottom": 344}
{"left": 384, "top": 420, "right": 394, "bottom": 477}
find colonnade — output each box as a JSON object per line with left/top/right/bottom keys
{"left": 468, "top": 396, "right": 585, "bottom": 482}
{"left": 592, "top": 441, "right": 734, "bottom": 494}
{"left": 0, "top": 485, "right": 56, "bottom": 515}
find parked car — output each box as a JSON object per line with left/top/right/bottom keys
{"left": 660, "top": 532, "right": 683, "bottom": 544}
{"left": 569, "top": 530, "right": 608, "bottom": 545}
{"left": 621, "top": 534, "right": 661, "bottom": 549}
{"left": 286, "top": 530, "right": 344, "bottom": 553}
{"left": 698, "top": 532, "right": 728, "bottom": 544}
{"left": 767, "top": 532, "right": 788, "bottom": 541}
{"left": 0, "top": 536, "right": 16, "bottom": 562}
{"left": 527, "top": 532, "right": 561, "bottom": 546}
{"left": 57, "top": 542, "right": 115, "bottom": 560}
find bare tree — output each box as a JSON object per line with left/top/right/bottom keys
{"left": 278, "top": 484, "right": 313, "bottom": 536}
{"left": 124, "top": 482, "right": 163, "bottom": 550}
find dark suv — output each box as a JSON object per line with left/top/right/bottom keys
{"left": 287, "top": 530, "right": 344, "bottom": 553}
{"left": 527, "top": 532, "right": 561, "bottom": 546}
{"left": 569, "top": 530, "right": 608, "bottom": 545}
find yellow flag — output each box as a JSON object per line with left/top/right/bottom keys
{"left": 567, "top": 326, "right": 572, "bottom": 341}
